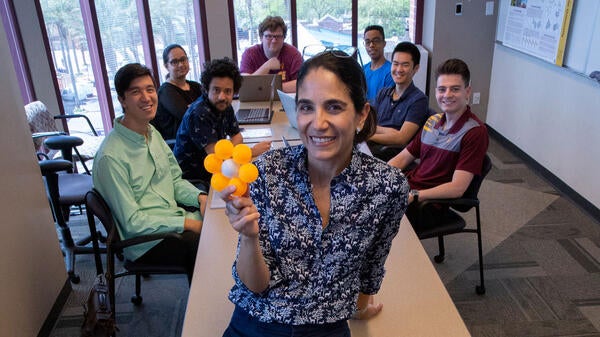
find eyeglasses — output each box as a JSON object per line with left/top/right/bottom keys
{"left": 363, "top": 38, "right": 384, "bottom": 46}
{"left": 168, "top": 56, "right": 188, "bottom": 66}
{"left": 263, "top": 34, "right": 284, "bottom": 41}
{"left": 301, "top": 44, "right": 363, "bottom": 66}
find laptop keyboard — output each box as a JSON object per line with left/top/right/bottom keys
{"left": 237, "top": 108, "right": 270, "bottom": 123}
{"left": 243, "top": 108, "right": 268, "bottom": 120}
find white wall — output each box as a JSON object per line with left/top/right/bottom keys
{"left": 205, "top": 1, "right": 234, "bottom": 59}
{"left": 421, "top": 0, "right": 498, "bottom": 120}
{"left": 488, "top": 44, "right": 600, "bottom": 208}
{"left": 0, "top": 20, "right": 67, "bottom": 337}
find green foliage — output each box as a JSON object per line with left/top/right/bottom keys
{"left": 358, "top": 0, "right": 410, "bottom": 38}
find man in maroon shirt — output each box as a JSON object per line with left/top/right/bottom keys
{"left": 240, "top": 16, "right": 302, "bottom": 93}
{"left": 388, "top": 59, "right": 488, "bottom": 229}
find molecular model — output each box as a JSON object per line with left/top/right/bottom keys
{"left": 203, "top": 139, "right": 259, "bottom": 197}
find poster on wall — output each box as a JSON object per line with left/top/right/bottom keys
{"left": 502, "top": 0, "right": 573, "bottom": 66}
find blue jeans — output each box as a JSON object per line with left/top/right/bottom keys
{"left": 223, "top": 306, "right": 351, "bottom": 337}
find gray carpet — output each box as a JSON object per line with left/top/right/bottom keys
{"left": 48, "top": 136, "right": 600, "bottom": 337}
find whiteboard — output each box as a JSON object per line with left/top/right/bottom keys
{"left": 498, "top": 0, "right": 600, "bottom": 76}
{"left": 501, "top": 0, "right": 573, "bottom": 66}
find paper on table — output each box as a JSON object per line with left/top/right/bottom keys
{"left": 241, "top": 128, "right": 272, "bottom": 139}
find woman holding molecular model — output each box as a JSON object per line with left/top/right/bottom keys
{"left": 218, "top": 51, "right": 410, "bottom": 336}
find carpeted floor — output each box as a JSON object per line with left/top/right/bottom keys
{"left": 48, "top": 135, "right": 600, "bottom": 337}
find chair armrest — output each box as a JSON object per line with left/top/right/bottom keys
{"left": 32, "top": 131, "right": 66, "bottom": 139}
{"left": 38, "top": 159, "right": 72, "bottom": 175}
{"left": 54, "top": 114, "right": 98, "bottom": 136}
{"left": 418, "top": 197, "right": 480, "bottom": 213}
{"left": 112, "top": 232, "right": 184, "bottom": 251}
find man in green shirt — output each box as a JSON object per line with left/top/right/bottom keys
{"left": 93, "top": 63, "right": 207, "bottom": 283}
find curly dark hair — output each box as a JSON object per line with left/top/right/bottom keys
{"left": 200, "top": 58, "right": 243, "bottom": 93}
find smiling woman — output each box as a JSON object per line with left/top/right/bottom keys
{"left": 217, "top": 51, "right": 410, "bottom": 336}
{"left": 151, "top": 44, "right": 202, "bottom": 140}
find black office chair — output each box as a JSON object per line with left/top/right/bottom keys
{"left": 39, "top": 159, "right": 97, "bottom": 284}
{"left": 413, "top": 154, "right": 492, "bottom": 295}
{"left": 85, "top": 189, "right": 188, "bottom": 313}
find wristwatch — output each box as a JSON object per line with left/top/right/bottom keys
{"left": 409, "top": 189, "right": 419, "bottom": 203}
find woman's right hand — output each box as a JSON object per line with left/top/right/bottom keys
{"left": 218, "top": 185, "right": 260, "bottom": 237}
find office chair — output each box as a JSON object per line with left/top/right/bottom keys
{"left": 39, "top": 158, "right": 98, "bottom": 284}
{"left": 25, "top": 100, "right": 103, "bottom": 170}
{"left": 413, "top": 154, "right": 492, "bottom": 295}
{"left": 85, "top": 189, "right": 188, "bottom": 312}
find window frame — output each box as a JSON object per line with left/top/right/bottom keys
{"left": 227, "top": 0, "right": 423, "bottom": 63}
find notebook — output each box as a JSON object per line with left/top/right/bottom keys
{"left": 277, "top": 90, "right": 297, "bottom": 129}
{"left": 238, "top": 74, "right": 282, "bottom": 102}
{"left": 235, "top": 75, "right": 276, "bottom": 124}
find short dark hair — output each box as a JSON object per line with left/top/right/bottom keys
{"left": 435, "top": 58, "right": 470, "bottom": 87}
{"left": 296, "top": 51, "right": 376, "bottom": 144}
{"left": 258, "top": 16, "right": 287, "bottom": 38}
{"left": 392, "top": 42, "right": 421, "bottom": 66}
{"left": 201, "top": 58, "right": 243, "bottom": 93}
{"left": 114, "top": 63, "right": 155, "bottom": 99}
{"left": 363, "top": 25, "right": 385, "bottom": 40}
{"left": 162, "top": 44, "right": 186, "bottom": 65}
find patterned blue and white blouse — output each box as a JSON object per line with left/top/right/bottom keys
{"left": 228, "top": 145, "right": 410, "bottom": 325}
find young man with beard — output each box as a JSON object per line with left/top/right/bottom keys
{"left": 388, "top": 59, "right": 488, "bottom": 230}
{"left": 174, "top": 58, "right": 270, "bottom": 190}
{"left": 362, "top": 25, "right": 394, "bottom": 102}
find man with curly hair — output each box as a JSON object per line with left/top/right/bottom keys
{"left": 174, "top": 58, "right": 271, "bottom": 190}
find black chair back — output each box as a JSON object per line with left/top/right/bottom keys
{"left": 86, "top": 189, "right": 120, "bottom": 248}
{"left": 452, "top": 154, "right": 492, "bottom": 212}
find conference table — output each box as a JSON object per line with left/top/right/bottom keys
{"left": 181, "top": 100, "right": 470, "bottom": 337}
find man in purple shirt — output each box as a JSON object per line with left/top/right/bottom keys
{"left": 240, "top": 16, "right": 303, "bottom": 93}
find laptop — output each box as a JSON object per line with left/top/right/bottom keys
{"left": 277, "top": 89, "right": 298, "bottom": 129}
{"left": 238, "top": 74, "right": 282, "bottom": 102}
{"left": 236, "top": 75, "right": 276, "bottom": 125}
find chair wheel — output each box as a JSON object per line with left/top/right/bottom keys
{"left": 434, "top": 254, "right": 445, "bottom": 263}
{"left": 131, "top": 295, "right": 143, "bottom": 305}
{"left": 476, "top": 285, "right": 486, "bottom": 295}
{"left": 69, "top": 274, "right": 81, "bottom": 284}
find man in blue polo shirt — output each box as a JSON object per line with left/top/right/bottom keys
{"left": 388, "top": 58, "right": 489, "bottom": 230}
{"left": 362, "top": 25, "right": 394, "bottom": 102}
{"left": 368, "top": 42, "right": 430, "bottom": 161}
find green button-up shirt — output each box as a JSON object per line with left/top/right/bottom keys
{"left": 93, "top": 117, "right": 205, "bottom": 261}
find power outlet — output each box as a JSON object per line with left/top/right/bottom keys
{"left": 455, "top": 3, "right": 463, "bottom": 16}
{"left": 472, "top": 92, "right": 481, "bottom": 105}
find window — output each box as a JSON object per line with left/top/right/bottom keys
{"left": 37, "top": 0, "right": 207, "bottom": 133}
{"left": 231, "top": 0, "right": 291, "bottom": 67}
{"left": 296, "top": 0, "right": 352, "bottom": 58}
{"left": 149, "top": 0, "right": 203, "bottom": 83}
{"left": 39, "top": 0, "right": 104, "bottom": 133}
{"left": 95, "top": 0, "right": 143, "bottom": 117}
{"left": 231, "top": 0, "right": 418, "bottom": 66}
{"left": 357, "top": 0, "right": 412, "bottom": 61}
